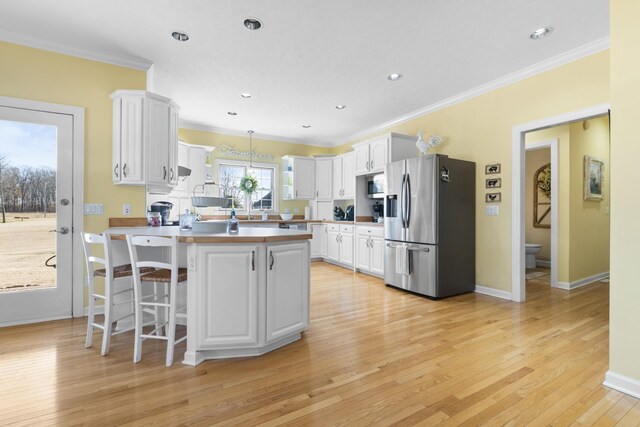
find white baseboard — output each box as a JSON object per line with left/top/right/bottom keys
{"left": 557, "top": 271, "right": 609, "bottom": 290}
{"left": 536, "top": 260, "right": 551, "bottom": 268}
{"left": 604, "top": 371, "right": 640, "bottom": 399}
{"left": 475, "top": 285, "right": 513, "bottom": 301}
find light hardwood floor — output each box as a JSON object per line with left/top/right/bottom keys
{"left": 1, "top": 263, "right": 638, "bottom": 426}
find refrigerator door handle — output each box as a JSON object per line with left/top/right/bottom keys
{"left": 400, "top": 174, "right": 407, "bottom": 228}
{"left": 386, "top": 243, "right": 430, "bottom": 252}
{"left": 405, "top": 174, "right": 411, "bottom": 228}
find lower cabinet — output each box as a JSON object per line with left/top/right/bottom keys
{"left": 309, "top": 223, "right": 328, "bottom": 258}
{"left": 266, "top": 244, "right": 310, "bottom": 343}
{"left": 195, "top": 246, "right": 259, "bottom": 348}
{"left": 192, "top": 242, "right": 309, "bottom": 351}
{"left": 355, "top": 225, "right": 384, "bottom": 276}
{"left": 326, "top": 224, "right": 353, "bottom": 267}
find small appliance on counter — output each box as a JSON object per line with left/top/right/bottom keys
{"left": 345, "top": 205, "right": 355, "bottom": 221}
{"left": 372, "top": 202, "right": 384, "bottom": 222}
{"left": 150, "top": 201, "right": 173, "bottom": 226}
{"left": 333, "top": 206, "right": 345, "bottom": 221}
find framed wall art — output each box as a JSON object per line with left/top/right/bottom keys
{"left": 485, "top": 163, "right": 501, "bottom": 174}
{"left": 485, "top": 177, "right": 501, "bottom": 189}
{"left": 584, "top": 155, "right": 604, "bottom": 201}
{"left": 486, "top": 192, "right": 501, "bottom": 203}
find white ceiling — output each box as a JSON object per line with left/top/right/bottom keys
{"left": 0, "top": 0, "right": 609, "bottom": 146}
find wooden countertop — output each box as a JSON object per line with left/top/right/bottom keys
{"left": 106, "top": 226, "right": 312, "bottom": 243}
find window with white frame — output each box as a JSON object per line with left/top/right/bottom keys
{"left": 214, "top": 159, "right": 278, "bottom": 212}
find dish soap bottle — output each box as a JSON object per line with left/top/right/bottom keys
{"left": 227, "top": 206, "right": 239, "bottom": 234}
{"left": 261, "top": 210, "right": 268, "bottom": 221}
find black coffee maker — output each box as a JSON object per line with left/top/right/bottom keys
{"left": 333, "top": 206, "right": 345, "bottom": 221}
{"left": 150, "top": 201, "right": 173, "bottom": 225}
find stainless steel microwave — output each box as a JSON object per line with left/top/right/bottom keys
{"left": 367, "top": 174, "right": 385, "bottom": 199}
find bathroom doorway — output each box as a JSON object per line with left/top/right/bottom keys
{"left": 524, "top": 139, "right": 558, "bottom": 288}
{"left": 511, "top": 104, "right": 610, "bottom": 302}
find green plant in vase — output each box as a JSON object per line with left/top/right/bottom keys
{"left": 239, "top": 175, "right": 259, "bottom": 219}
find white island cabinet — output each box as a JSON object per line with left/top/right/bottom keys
{"left": 107, "top": 226, "right": 310, "bottom": 366}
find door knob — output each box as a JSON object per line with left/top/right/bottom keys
{"left": 49, "top": 227, "right": 70, "bottom": 235}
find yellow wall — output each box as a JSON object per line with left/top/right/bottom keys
{"left": 0, "top": 41, "right": 147, "bottom": 235}
{"left": 336, "top": 51, "right": 610, "bottom": 291}
{"left": 609, "top": 0, "right": 640, "bottom": 382}
{"left": 524, "top": 147, "right": 551, "bottom": 261}
{"left": 177, "top": 128, "right": 334, "bottom": 215}
{"left": 568, "top": 117, "right": 610, "bottom": 281}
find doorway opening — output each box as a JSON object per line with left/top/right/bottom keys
{"left": 512, "top": 103, "right": 610, "bottom": 302}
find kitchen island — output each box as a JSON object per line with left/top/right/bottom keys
{"left": 106, "top": 226, "right": 311, "bottom": 366}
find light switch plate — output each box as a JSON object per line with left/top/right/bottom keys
{"left": 84, "top": 203, "right": 104, "bottom": 215}
{"left": 485, "top": 205, "right": 499, "bottom": 216}
{"left": 122, "top": 204, "right": 131, "bottom": 216}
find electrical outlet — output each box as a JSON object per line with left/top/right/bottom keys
{"left": 294, "top": 208, "right": 300, "bottom": 214}
{"left": 485, "top": 205, "right": 499, "bottom": 216}
{"left": 122, "top": 204, "right": 131, "bottom": 216}
{"left": 188, "top": 256, "right": 196, "bottom": 272}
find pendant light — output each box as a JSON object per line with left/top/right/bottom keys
{"left": 247, "top": 130, "right": 254, "bottom": 168}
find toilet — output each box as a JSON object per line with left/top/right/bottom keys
{"left": 525, "top": 243, "right": 542, "bottom": 269}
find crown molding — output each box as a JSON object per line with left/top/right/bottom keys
{"left": 178, "top": 119, "right": 337, "bottom": 148}
{"left": 345, "top": 36, "right": 610, "bottom": 143}
{"left": 0, "top": 30, "right": 152, "bottom": 71}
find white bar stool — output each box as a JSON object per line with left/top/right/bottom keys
{"left": 126, "top": 235, "right": 188, "bottom": 366}
{"left": 81, "top": 232, "right": 153, "bottom": 355}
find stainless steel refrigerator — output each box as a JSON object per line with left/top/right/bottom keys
{"left": 384, "top": 154, "right": 475, "bottom": 298}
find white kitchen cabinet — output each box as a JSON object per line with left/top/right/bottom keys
{"left": 309, "top": 223, "right": 328, "bottom": 258}
{"left": 282, "top": 156, "right": 316, "bottom": 200}
{"left": 314, "top": 200, "right": 333, "bottom": 221}
{"left": 355, "top": 225, "right": 384, "bottom": 276}
{"left": 315, "top": 157, "right": 333, "bottom": 200}
{"left": 326, "top": 223, "right": 353, "bottom": 266}
{"left": 352, "top": 133, "right": 416, "bottom": 176}
{"left": 266, "top": 243, "right": 310, "bottom": 344}
{"left": 332, "top": 152, "right": 355, "bottom": 200}
{"left": 112, "top": 95, "right": 144, "bottom": 184}
{"left": 195, "top": 246, "right": 259, "bottom": 349}
{"left": 111, "top": 90, "right": 180, "bottom": 194}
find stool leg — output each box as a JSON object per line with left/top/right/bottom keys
{"left": 133, "top": 280, "right": 143, "bottom": 364}
{"left": 101, "top": 276, "right": 115, "bottom": 356}
{"left": 165, "top": 282, "right": 178, "bottom": 367}
{"left": 85, "top": 293, "right": 95, "bottom": 348}
{"left": 164, "top": 282, "right": 169, "bottom": 337}
{"left": 153, "top": 282, "right": 163, "bottom": 336}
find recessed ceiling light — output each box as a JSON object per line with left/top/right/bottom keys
{"left": 530, "top": 27, "right": 553, "bottom": 40}
{"left": 244, "top": 18, "right": 262, "bottom": 30}
{"left": 240, "top": 93, "right": 252, "bottom": 99}
{"left": 335, "top": 105, "right": 346, "bottom": 110}
{"left": 387, "top": 73, "right": 402, "bottom": 81}
{"left": 227, "top": 112, "right": 237, "bottom": 116}
{"left": 171, "top": 31, "right": 190, "bottom": 42}
{"left": 302, "top": 125, "right": 311, "bottom": 128}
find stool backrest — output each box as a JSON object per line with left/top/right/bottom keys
{"left": 81, "top": 232, "right": 112, "bottom": 282}
{"left": 126, "top": 235, "right": 178, "bottom": 284}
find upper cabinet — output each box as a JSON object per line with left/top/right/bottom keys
{"left": 314, "top": 157, "right": 333, "bottom": 200}
{"left": 111, "top": 90, "right": 180, "bottom": 194}
{"left": 282, "top": 156, "right": 316, "bottom": 200}
{"left": 352, "top": 133, "right": 416, "bottom": 175}
{"left": 332, "top": 152, "right": 355, "bottom": 200}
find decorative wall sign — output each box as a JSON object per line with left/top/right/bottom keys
{"left": 486, "top": 192, "right": 501, "bottom": 203}
{"left": 219, "top": 144, "right": 274, "bottom": 161}
{"left": 584, "top": 155, "right": 604, "bottom": 201}
{"left": 534, "top": 163, "right": 551, "bottom": 228}
{"left": 485, "top": 177, "right": 501, "bottom": 189}
{"left": 485, "top": 163, "right": 501, "bottom": 174}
